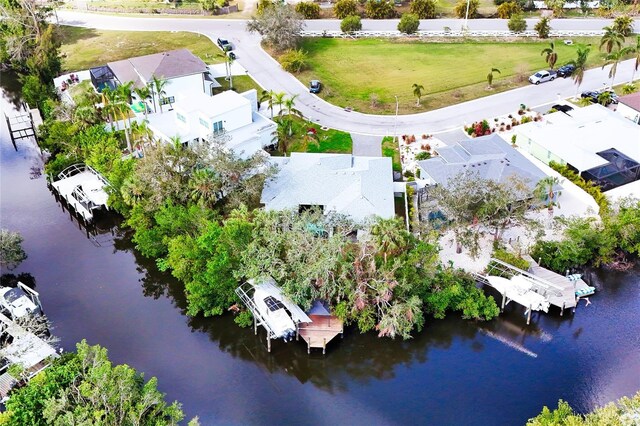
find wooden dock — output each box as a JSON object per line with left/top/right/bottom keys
{"left": 298, "top": 314, "right": 343, "bottom": 354}
{"left": 4, "top": 103, "right": 42, "bottom": 145}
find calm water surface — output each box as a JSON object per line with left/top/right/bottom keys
{"left": 1, "top": 77, "right": 639, "bottom": 425}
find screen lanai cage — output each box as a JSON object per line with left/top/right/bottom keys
{"left": 89, "top": 66, "right": 116, "bottom": 93}
{"left": 582, "top": 149, "right": 640, "bottom": 191}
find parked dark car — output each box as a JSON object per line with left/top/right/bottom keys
{"left": 227, "top": 51, "right": 236, "bottom": 60}
{"left": 309, "top": 80, "right": 322, "bottom": 94}
{"left": 581, "top": 89, "right": 619, "bottom": 106}
{"left": 556, "top": 64, "right": 576, "bottom": 78}
{"left": 217, "top": 38, "right": 232, "bottom": 52}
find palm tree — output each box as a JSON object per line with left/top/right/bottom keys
{"left": 534, "top": 176, "right": 562, "bottom": 214}
{"left": 600, "top": 26, "right": 625, "bottom": 54}
{"left": 612, "top": 14, "right": 634, "bottom": 37}
{"left": 190, "top": 168, "right": 220, "bottom": 207}
{"left": 486, "top": 68, "right": 500, "bottom": 88}
{"left": 260, "top": 90, "right": 276, "bottom": 118}
{"left": 569, "top": 44, "right": 590, "bottom": 98}
{"left": 412, "top": 83, "right": 424, "bottom": 106}
{"left": 280, "top": 95, "right": 303, "bottom": 136}
{"left": 273, "top": 91, "right": 287, "bottom": 119}
{"left": 217, "top": 52, "right": 235, "bottom": 90}
{"left": 101, "top": 87, "right": 118, "bottom": 131}
{"left": 150, "top": 75, "right": 169, "bottom": 113}
{"left": 274, "top": 121, "right": 294, "bottom": 155}
{"left": 114, "top": 81, "right": 135, "bottom": 152}
{"left": 370, "top": 217, "right": 408, "bottom": 264}
{"left": 628, "top": 35, "right": 640, "bottom": 83}
{"left": 134, "top": 85, "right": 152, "bottom": 121}
{"left": 597, "top": 90, "right": 612, "bottom": 106}
{"left": 602, "top": 48, "right": 629, "bottom": 88}
{"left": 541, "top": 42, "right": 558, "bottom": 69}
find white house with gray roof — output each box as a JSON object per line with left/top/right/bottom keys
{"left": 417, "top": 134, "right": 549, "bottom": 191}
{"left": 261, "top": 153, "right": 395, "bottom": 222}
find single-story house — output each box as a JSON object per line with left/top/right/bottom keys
{"left": 616, "top": 91, "right": 640, "bottom": 125}
{"left": 516, "top": 104, "right": 640, "bottom": 191}
{"left": 261, "top": 153, "right": 395, "bottom": 222}
{"left": 416, "top": 133, "right": 550, "bottom": 192}
{"left": 147, "top": 89, "right": 276, "bottom": 158}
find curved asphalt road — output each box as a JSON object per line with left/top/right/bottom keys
{"left": 57, "top": 11, "right": 640, "bottom": 135}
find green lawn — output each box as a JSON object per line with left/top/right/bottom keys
{"left": 214, "top": 75, "right": 263, "bottom": 94}
{"left": 58, "top": 26, "right": 223, "bottom": 72}
{"left": 275, "top": 117, "right": 353, "bottom": 155}
{"left": 382, "top": 136, "right": 402, "bottom": 172}
{"left": 296, "top": 37, "right": 625, "bottom": 115}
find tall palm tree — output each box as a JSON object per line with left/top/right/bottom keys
{"left": 101, "top": 87, "right": 118, "bottom": 132}
{"left": 541, "top": 42, "right": 558, "bottom": 69}
{"left": 274, "top": 121, "right": 294, "bottom": 156}
{"left": 602, "top": 47, "right": 631, "bottom": 88}
{"left": 486, "top": 68, "right": 500, "bottom": 88}
{"left": 600, "top": 26, "right": 625, "bottom": 54}
{"left": 534, "top": 176, "right": 562, "bottom": 214}
{"left": 280, "top": 95, "right": 302, "bottom": 136}
{"left": 412, "top": 83, "right": 424, "bottom": 106}
{"left": 370, "top": 217, "right": 408, "bottom": 264}
{"left": 150, "top": 75, "right": 169, "bottom": 114}
{"left": 259, "top": 90, "right": 276, "bottom": 118}
{"left": 115, "top": 81, "right": 135, "bottom": 152}
{"left": 273, "top": 91, "right": 287, "bottom": 119}
{"left": 569, "top": 44, "right": 591, "bottom": 98}
{"left": 133, "top": 85, "right": 152, "bottom": 121}
{"left": 217, "top": 52, "right": 235, "bottom": 90}
{"left": 628, "top": 35, "right": 640, "bottom": 83}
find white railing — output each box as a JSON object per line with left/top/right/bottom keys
{"left": 300, "top": 29, "right": 605, "bottom": 38}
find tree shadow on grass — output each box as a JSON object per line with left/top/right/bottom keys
{"left": 57, "top": 25, "right": 99, "bottom": 46}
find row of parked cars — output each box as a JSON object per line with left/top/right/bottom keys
{"left": 528, "top": 64, "right": 576, "bottom": 85}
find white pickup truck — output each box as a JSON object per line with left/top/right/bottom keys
{"left": 529, "top": 70, "right": 557, "bottom": 85}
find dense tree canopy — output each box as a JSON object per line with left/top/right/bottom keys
{"left": 0, "top": 340, "right": 186, "bottom": 426}
{"left": 0, "top": 229, "right": 27, "bottom": 271}
{"left": 247, "top": 4, "right": 305, "bottom": 52}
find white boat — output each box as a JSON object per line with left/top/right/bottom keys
{"left": 0, "top": 283, "right": 41, "bottom": 319}
{"left": 486, "top": 275, "right": 550, "bottom": 313}
{"left": 253, "top": 286, "right": 296, "bottom": 342}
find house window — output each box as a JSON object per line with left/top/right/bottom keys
{"left": 177, "top": 113, "right": 187, "bottom": 123}
{"left": 213, "top": 120, "right": 224, "bottom": 134}
{"left": 199, "top": 118, "right": 210, "bottom": 129}
{"left": 160, "top": 96, "right": 175, "bottom": 106}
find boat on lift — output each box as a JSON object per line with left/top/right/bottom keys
{"left": 253, "top": 286, "right": 296, "bottom": 342}
{"left": 0, "top": 282, "right": 41, "bottom": 320}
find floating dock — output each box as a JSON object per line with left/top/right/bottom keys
{"left": 50, "top": 164, "right": 110, "bottom": 223}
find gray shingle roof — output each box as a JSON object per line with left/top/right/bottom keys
{"left": 108, "top": 49, "right": 208, "bottom": 88}
{"left": 417, "top": 134, "right": 547, "bottom": 190}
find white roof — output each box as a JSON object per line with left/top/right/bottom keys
{"left": 517, "top": 104, "right": 640, "bottom": 172}
{"left": 261, "top": 153, "right": 395, "bottom": 222}
{"left": 175, "top": 91, "right": 250, "bottom": 118}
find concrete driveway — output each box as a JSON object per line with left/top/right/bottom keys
{"left": 351, "top": 134, "right": 382, "bottom": 156}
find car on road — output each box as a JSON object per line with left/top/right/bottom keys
{"left": 581, "top": 89, "right": 619, "bottom": 106}
{"left": 556, "top": 64, "right": 576, "bottom": 78}
{"left": 217, "top": 38, "right": 232, "bottom": 52}
{"left": 227, "top": 51, "right": 236, "bottom": 60}
{"left": 309, "top": 80, "right": 322, "bottom": 94}
{"left": 529, "top": 70, "right": 557, "bottom": 85}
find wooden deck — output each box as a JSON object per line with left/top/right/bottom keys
{"left": 298, "top": 314, "right": 343, "bottom": 354}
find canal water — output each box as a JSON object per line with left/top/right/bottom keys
{"left": 1, "top": 77, "right": 639, "bottom": 426}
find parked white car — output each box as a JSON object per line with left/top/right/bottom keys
{"left": 529, "top": 70, "right": 557, "bottom": 85}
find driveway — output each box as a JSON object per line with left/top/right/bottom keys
{"left": 56, "top": 12, "right": 640, "bottom": 136}
{"left": 351, "top": 134, "right": 382, "bottom": 156}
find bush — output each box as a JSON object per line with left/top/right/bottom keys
{"left": 365, "top": 0, "right": 396, "bottom": 18}
{"left": 398, "top": 13, "right": 420, "bottom": 34}
{"left": 534, "top": 16, "right": 551, "bottom": 38}
{"left": 334, "top": 0, "right": 358, "bottom": 18}
{"left": 508, "top": 13, "right": 527, "bottom": 33}
{"left": 415, "top": 151, "right": 431, "bottom": 160}
{"left": 549, "top": 161, "right": 609, "bottom": 214}
{"left": 409, "top": 0, "right": 437, "bottom": 18}
{"left": 341, "top": 15, "right": 362, "bottom": 32}
{"left": 454, "top": 0, "right": 479, "bottom": 18}
{"left": 622, "top": 83, "right": 638, "bottom": 95}
{"left": 278, "top": 49, "right": 308, "bottom": 73}
{"left": 491, "top": 248, "right": 530, "bottom": 270}
{"left": 497, "top": 1, "right": 521, "bottom": 18}
{"left": 295, "top": 1, "right": 320, "bottom": 18}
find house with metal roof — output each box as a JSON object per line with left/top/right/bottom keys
{"left": 416, "top": 133, "right": 549, "bottom": 191}
{"left": 105, "top": 49, "right": 217, "bottom": 110}
{"left": 616, "top": 91, "right": 640, "bottom": 125}
{"left": 516, "top": 104, "right": 640, "bottom": 191}
{"left": 261, "top": 153, "right": 395, "bottom": 222}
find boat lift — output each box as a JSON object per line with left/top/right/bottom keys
{"left": 49, "top": 164, "right": 111, "bottom": 223}
{"left": 235, "top": 278, "right": 311, "bottom": 352}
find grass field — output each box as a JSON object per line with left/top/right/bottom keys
{"left": 58, "top": 26, "right": 223, "bottom": 72}
{"left": 214, "top": 76, "right": 263, "bottom": 94}
{"left": 273, "top": 117, "right": 353, "bottom": 155}
{"left": 381, "top": 136, "right": 401, "bottom": 172}
{"left": 296, "top": 37, "right": 626, "bottom": 115}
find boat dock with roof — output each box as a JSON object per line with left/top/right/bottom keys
{"left": 49, "top": 164, "right": 110, "bottom": 223}
{"left": 476, "top": 257, "right": 595, "bottom": 324}
{"left": 236, "top": 279, "right": 343, "bottom": 354}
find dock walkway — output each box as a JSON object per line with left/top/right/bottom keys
{"left": 298, "top": 314, "right": 343, "bottom": 354}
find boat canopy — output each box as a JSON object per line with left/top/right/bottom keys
{"left": 249, "top": 278, "right": 312, "bottom": 324}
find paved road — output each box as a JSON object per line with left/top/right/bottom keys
{"left": 57, "top": 11, "right": 640, "bottom": 135}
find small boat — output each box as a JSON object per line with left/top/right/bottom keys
{"left": 253, "top": 286, "right": 296, "bottom": 342}
{"left": 0, "top": 283, "right": 41, "bottom": 319}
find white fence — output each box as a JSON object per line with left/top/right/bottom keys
{"left": 300, "top": 29, "right": 605, "bottom": 38}
{"left": 532, "top": 0, "right": 600, "bottom": 8}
